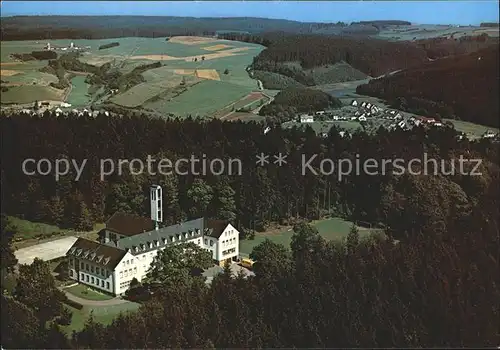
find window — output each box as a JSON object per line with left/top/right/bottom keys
{"left": 96, "top": 278, "right": 99, "bottom": 285}
{"left": 69, "top": 258, "right": 73, "bottom": 266}
{"left": 86, "top": 275, "right": 89, "bottom": 282}
{"left": 96, "top": 267, "right": 100, "bottom": 274}
{"left": 119, "top": 271, "right": 123, "bottom": 278}
{"left": 126, "top": 260, "right": 129, "bottom": 265}
{"left": 125, "top": 270, "right": 128, "bottom": 278}
{"left": 101, "top": 280, "right": 105, "bottom": 288}
{"left": 85, "top": 263, "right": 89, "bottom": 271}
{"left": 210, "top": 240, "right": 214, "bottom": 247}
{"left": 91, "top": 265, "right": 94, "bottom": 273}
{"left": 131, "top": 259, "right": 134, "bottom": 264}
{"left": 198, "top": 239, "right": 201, "bottom": 244}
{"left": 204, "top": 239, "right": 208, "bottom": 245}
{"left": 134, "top": 267, "right": 137, "bottom": 273}
{"left": 81, "top": 273, "right": 84, "bottom": 280}
{"left": 106, "top": 282, "right": 110, "bottom": 289}
{"left": 81, "top": 262, "right": 84, "bottom": 269}
{"left": 91, "top": 277, "right": 94, "bottom": 283}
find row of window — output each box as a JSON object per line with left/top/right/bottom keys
{"left": 80, "top": 272, "right": 110, "bottom": 290}
{"left": 76, "top": 260, "right": 110, "bottom": 278}
{"left": 224, "top": 229, "right": 236, "bottom": 237}
{"left": 222, "top": 248, "right": 236, "bottom": 256}
{"left": 119, "top": 267, "right": 137, "bottom": 279}
{"left": 120, "top": 280, "right": 131, "bottom": 289}
{"left": 204, "top": 238, "right": 215, "bottom": 247}
{"left": 222, "top": 237, "right": 236, "bottom": 246}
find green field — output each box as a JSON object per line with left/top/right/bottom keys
{"left": 65, "top": 284, "right": 114, "bottom": 301}
{"left": 445, "top": 119, "right": 499, "bottom": 139}
{"left": 62, "top": 302, "right": 141, "bottom": 334}
{"left": 239, "top": 217, "right": 380, "bottom": 255}
{"left": 67, "top": 76, "right": 92, "bottom": 106}
{"left": 0, "top": 85, "right": 63, "bottom": 104}
{"left": 6, "top": 216, "right": 104, "bottom": 249}
{"left": 144, "top": 79, "right": 253, "bottom": 117}
{"left": 2, "top": 37, "right": 264, "bottom": 114}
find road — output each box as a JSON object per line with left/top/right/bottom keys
{"left": 60, "top": 286, "right": 129, "bottom": 306}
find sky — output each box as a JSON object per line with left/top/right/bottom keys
{"left": 0, "top": 1, "right": 498, "bottom": 25}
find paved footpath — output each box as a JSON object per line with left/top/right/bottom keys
{"left": 60, "top": 287, "right": 130, "bottom": 307}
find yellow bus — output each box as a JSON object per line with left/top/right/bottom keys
{"left": 240, "top": 258, "right": 255, "bottom": 269}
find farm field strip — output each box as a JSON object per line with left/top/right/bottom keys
{"left": 130, "top": 47, "right": 253, "bottom": 62}
{"left": 203, "top": 44, "right": 233, "bottom": 51}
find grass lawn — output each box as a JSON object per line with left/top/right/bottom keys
{"left": 239, "top": 217, "right": 381, "bottom": 255}
{"left": 444, "top": 119, "right": 499, "bottom": 139}
{"left": 7, "top": 216, "right": 104, "bottom": 249}
{"left": 65, "top": 284, "right": 114, "bottom": 301}
{"left": 67, "top": 76, "right": 92, "bottom": 106}
{"left": 61, "top": 302, "right": 141, "bottom": 335}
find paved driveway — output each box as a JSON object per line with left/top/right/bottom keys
{"left": 60, "top": 286, "right": 130, "bottom": 306}
{"left": 203, "top": 263, "right": 255, "bottom": 284}
{"left": 15, "top": 236, "right": 78, "bottom": 265}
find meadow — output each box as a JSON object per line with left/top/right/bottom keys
{"left": 1, "top": 37, "right": 264, "bottom": 116}
{"left": 62, "top": 303, "right": 141, "bottom": 335}
{"left": 239, "top": 217, "right": 380, "bottom": 255}
{"left": 67, "top": 76, "right": 92, "bottom": 107}
{"left": 444, "top": 119, "right": 499, "bottom": 138}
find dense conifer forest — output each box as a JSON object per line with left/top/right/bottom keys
{"left": 1, "top": 105, "right": 499, "bottom": 349}
{"left": 1, "top": 111, "right": 498, "bottom": 238}
{"left": 357, "top": 46, "right": 499, "bottom": 127}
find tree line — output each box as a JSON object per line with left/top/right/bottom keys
{"left": 1, "top": 111, "right": 498, "bottom": 240}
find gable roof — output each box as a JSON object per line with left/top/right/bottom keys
{"left": 205, "top": 219, "right": 229, "bottom": 239}
{"left": 108, "top": 217, "right": 206, "bottom": 255}
{"left": 66, "top": 237, "right": 127, "bottom": 269}
{"left": 105, "top": 211, "right": 154, "bottom": 237}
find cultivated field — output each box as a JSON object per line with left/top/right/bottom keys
{"left": 1, "top": 36, "right": 264, "bottom": 115}
{"left": 214, "top": 92, "right": 270, "bottom": 119}
{"left": 377, "top": 24, "right": 500, "bottom": 41}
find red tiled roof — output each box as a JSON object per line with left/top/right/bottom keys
{"left": 105, "top": 212, "right": 154, "bottom": 237}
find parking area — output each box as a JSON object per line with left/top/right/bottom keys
{"left": 14, "top": 236, "right": 77, "bottom": 265}
{"left": 203, "top": 263, "right": 255, "bottom": 284}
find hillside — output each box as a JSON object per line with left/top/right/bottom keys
{"left": 0, "top": 16, "right": 348, "bottom": 40}
{"left": 356, "top": 46, "right": 499, "bottom": 127}
{"left": 250, "top": 34, "right": 429, "bottom": 83}
{"left": 259, "top": 87, "right": 342, "bottom": 117}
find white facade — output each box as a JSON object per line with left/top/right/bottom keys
{"left": 300, "top": 115, "right": 314, "bottom": 123}
{"left": 68, "top": 219, "right": 239, "bottom": 295}
{"left": 150, "top": 185, "right": 163, "bottom": 225}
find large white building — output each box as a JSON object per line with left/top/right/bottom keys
{"left": 66, "top": 186, "right": 240, "bottom": 295}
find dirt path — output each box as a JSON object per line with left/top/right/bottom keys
{"left": 60, "top": 287, "right": 129, "bottom": 306}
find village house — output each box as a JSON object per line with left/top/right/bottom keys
{"left": 351, "top": 100, "right": 358, "bottom": 107}
{"left": 66, "top": 185, "right": 240, "bottom": 296}
{"left": 300, "top": 114, "right": 314, "bottom": 123}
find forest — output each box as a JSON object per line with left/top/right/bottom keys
{"left": 0, "top": 16, "right": 346, "bottom": 40}
{"left": 1, "top": 109, "right": 499, "bottom": 348}
{"left": 259, "top": 88, "right": 342, "bottom": 116}
{"left": 1, "top": 182, "right": 499, "bottom": 348}
{"left": 1, "top": 111, "right": 498, "bottom": 239}
{"left": 98, "top": 42, "right": 120, "bottom": 50}
{"left": 11, "top": 50, "right": 58, "bottom": 61}
{"left": 356, "top": 46, "right": 499, "bottom": 127}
